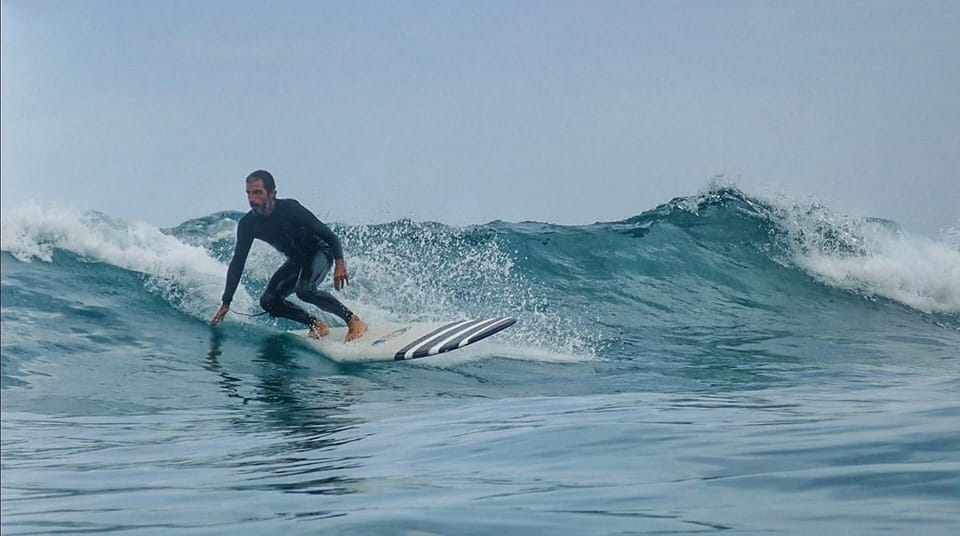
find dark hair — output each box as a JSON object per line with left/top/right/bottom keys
{"left": 246, "top": 170, "right": 276, "bottom": 192}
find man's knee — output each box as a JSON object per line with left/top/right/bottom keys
{"left": 260, "top": 293, "right": 281, "bottom": 314}
{"left": 294, "top": 286, "right": 318, "bottom": 302}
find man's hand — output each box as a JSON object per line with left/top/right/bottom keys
{"left": 334, "top": 259, "right": 349, "bottom": 291}
{"left": 211, "top": 304, "right": 230, "bottom": 325}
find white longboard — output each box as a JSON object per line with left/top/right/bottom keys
{"left": 289, "top": 316, "right": 516, "bottom": 363}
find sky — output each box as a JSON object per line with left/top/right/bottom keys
{"left": 2, "top": 0, "right": 958, "bottom": 235}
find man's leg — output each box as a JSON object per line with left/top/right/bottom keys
{"left": 293, "top": 249, "right": 354, "bottom": 322}
{"left": 295, "top": 249, "right": 367, "bottom": 340}
{"left": 260, "top": 260, "right": 316, "bottom": 326}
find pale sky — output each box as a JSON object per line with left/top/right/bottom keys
{"left": 2, "top": 0, "right": 958, "bottom": 235}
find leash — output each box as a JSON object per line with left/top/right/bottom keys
{"left": 233, "top": 310, "right": 269, "bottom": 318}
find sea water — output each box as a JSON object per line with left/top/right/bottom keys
{"left": 2, "top": 187, "right": 958, "bottom": 534}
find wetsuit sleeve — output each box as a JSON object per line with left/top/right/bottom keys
{"left": 221, "top": 219, "right": 254, "bottom": 305}
{"left": 291, "top": 200, "right": 344, "bottom": 259}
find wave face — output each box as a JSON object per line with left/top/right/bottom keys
{"left": 2, "top": 188, "right": 958, "bottom": 534}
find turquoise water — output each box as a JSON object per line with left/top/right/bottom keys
{"left": 2, "top": 188, "right": 959, "bottom": 534}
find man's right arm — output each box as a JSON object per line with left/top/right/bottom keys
{"left": 213, "top": 220, "right": 254, "bottom": 323}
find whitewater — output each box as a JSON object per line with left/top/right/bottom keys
{"left": 2, "top": 187, "right": 958, "bottom": 534}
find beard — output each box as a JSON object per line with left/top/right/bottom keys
{"left": 250, "top": 199, "right": 273, "bottom": 215}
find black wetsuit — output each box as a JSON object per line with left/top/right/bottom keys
{"left": 221, "top": 198, "right": 354, "bottom": 326}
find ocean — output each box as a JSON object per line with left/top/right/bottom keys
{"left": 2, "top": 187, "right": 958, "bottom": 534}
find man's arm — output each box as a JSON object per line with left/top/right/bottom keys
{"left": 211, "top": 221, "right": 254, "bottom": 324}
{"left": 291, "top": 200, "right": 350, "bottom": 290}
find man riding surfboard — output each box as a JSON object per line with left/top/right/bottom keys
{"left": 211, "top": 170, "right": 367, "bottom": 342}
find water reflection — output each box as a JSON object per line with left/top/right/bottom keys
{"left": 205, "top": 327, "right": 369, "bottom": 496}
{"left": 203, "top": 328, "right": 248, "bottom": 404}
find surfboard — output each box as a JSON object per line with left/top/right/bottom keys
{"left": 288, "top": 316, "right": 516, "bottom": 363}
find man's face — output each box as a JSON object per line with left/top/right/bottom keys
{"left": 246, "top": 179, "right": 275, "bottom": 215}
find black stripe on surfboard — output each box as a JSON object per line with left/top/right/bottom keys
{"left": 393, "top": 320, "right": 477, "bottom": 361}
{"left": 398, "top": 318, "right": 491, "bottom": 360}
{"left": 437, "top": 317, "right": 516, "bottom": 354}
{"left": 409, "top": 318, "right": 501, "bottom": 359}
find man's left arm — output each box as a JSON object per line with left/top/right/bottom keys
{"left": 294, "top": 201, "right": 349, "bottom": 290}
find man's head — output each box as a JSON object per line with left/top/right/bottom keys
{"left": 246, "top": 170, "right": 277, "bottom": 216}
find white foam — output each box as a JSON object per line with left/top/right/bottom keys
{"left": 797, "top": 227, "right": 960, "bottom": 314}
{"left": 941, "top": 224, "right": 960, "bottom": 251}
{"left": 763, "top": 195, "right": 960, "bottom": 315}
{"left": 0, "top": 203, "right": 253, "bottom": 318}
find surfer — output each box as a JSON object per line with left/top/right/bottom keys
{"left": 211, "top": 170, "right": 368, "bottom": 342}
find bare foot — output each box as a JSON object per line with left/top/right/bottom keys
{"left": 308, "top": 319, "right": 330, "bottom": 339}
{"left": 345, "top": 316, "right": 367, "bottom": 342}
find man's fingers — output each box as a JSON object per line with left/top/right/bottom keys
{"left": 211, "top": 306, "right": 229, "bottom": 324}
